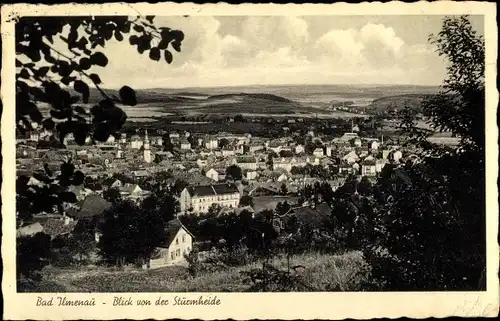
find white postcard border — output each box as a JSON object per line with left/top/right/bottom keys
{"left": 1, "top": 2, "right": 498, "bottom": 320}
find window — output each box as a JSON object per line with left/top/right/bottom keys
{"left": 171, "top": 252, "right": 175, "bottom": 260}
{"left": 176, "top": 249, "right": 180, "bottom": 257}
{"left": 182, "top": 235, "right": 186, "bottom": 242}
{"left": 176, "top": 238, "right": 179, "bottom": 245}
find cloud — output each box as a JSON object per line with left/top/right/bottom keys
{"left": 50, "top": 16, "right": 445, "bottom": 88}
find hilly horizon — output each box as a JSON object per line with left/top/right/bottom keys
{"left": 69, "top": 84, "right": 442, "bottom": 121}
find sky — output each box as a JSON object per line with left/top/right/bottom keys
{"left": 60, "top": 15, "right": 485, "bottom": 89}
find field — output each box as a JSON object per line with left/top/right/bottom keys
{"left": 64, "top": 84, "right": 440, "bottom": 123}
{"left": 18, "top": 251, "right": 369, "bottom": 292}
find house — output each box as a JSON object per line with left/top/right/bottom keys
{"left": 277, "top": 173, "right": 288, "bottom": 182}
{"left": 130, "top": 135, "right": 143, "bottom": 149}
{"left": 338, "top": 164, "right": 354, "bottom": 175}
{"left": 205, "top": 137, "right": 218, "bottom": 150}
{"left": 361, "top": 160, "right": 377, "bottom": 177}
{"left": 325, "top": 146, "right": 333, "bottom": 157}
{"left": 221, "top": 148, "right": 235, "bottom": 157}
{"left": 119, "top": 183, "right": 146, "bottom": 200}
{"left": 392, "top": 150, "right": 403, "bottom": 163}
{"left": 246, "top": 170, "right": 258, "bottom": 180}
{"left": 180, "top": 183, "right": 240, "bottom": 213}
{"left": 205, "top": 168, "right": 226, "bottom": 182}
{"left": 249, "top": 144, "right": 265, "bottom": 153}
{"left": 40, "top": 216, "right": 79, "bottom": 240}
{"left": 66, "top": 195, "right": 112, "bottom": 220}
{"left": 110, "top": 179, "right": 123, "bottom": 189}
{"left": 375, "top": 159, "right": 388, "bottom": 172}
{"left": 180, "top": 140, "right": 191, "bottom": 150}
{"left": 132, "top": 170, "right": 149, "bottom": 179}
{"left": 196, "top": 158, "right": 208, "bottom": 168}
{"left": 328, "top": 177, "right": 347, "bottom": 191}
{"left": 273, "top": 156, "right": 320, "bottom": 172}
{"left": 370, "top": 140, "right": 380, "bottom": 150}
{"left": 295, "top": 144, "right": 305, "bottom": 154}
{"left": 333, "top": 132, "right": 358, "bottom": 144}
{"left": 67, "top": 184, "right": 94, "bottom": 201}
{"left": 353, "top": 138, "right": 362, "bottom": 147}
{"left": 16, "top": 222, "right": 44, "bottom": 238}
{"left": 235, "top": 156, "right": 258, "bottom": 171}
{"left": 313, "top": 148, "right": 324, "bottom": 158}
{"left": 148, "top": 219, "right": 194, "bottom": 269}
{"left": 342, "top": 150, "right": 360, "bottom": 164}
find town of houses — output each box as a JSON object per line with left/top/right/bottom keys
{"left": 16, "top": 121, "right": 420, "bottom": 249}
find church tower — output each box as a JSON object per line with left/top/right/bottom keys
{"left": 143, "top": 130, "right": 151, "bottom": 163}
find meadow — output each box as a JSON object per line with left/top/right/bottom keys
{"left": 18, "top": 251, "right": 369, "bottom": 292}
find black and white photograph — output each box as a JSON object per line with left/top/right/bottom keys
{"left": 1, "top": 2, "right": 498, "bottom": 319}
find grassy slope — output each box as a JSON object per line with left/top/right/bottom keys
{"left": 19, "top": 251, "right": 369, "bottom": 292}
{"left": 366, "top": 94, "right": 434, "bottom": 114}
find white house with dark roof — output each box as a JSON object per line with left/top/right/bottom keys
{"left": 148, "top": 219, "right": 194, "bottom": 269}
{"left": 180, "top": 183, "right": 240, "bottom": 213}
{"left": 205, "top": 168, "right": 226, "bottom": 182}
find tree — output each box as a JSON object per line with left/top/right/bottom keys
{"left": 102, "top": 186, "right": 122, "bottom": 205}
{"left": 275, "top": 201, "right": 291, "bottom": 216}
{"left": 16, "top": 160, "right": 83, "bottom": 224}
{"left": 280, "top": 183, "right": 288, "bottom": 195}
{"left": 98, "top": 200, "right": 167, "bottom": 266}
{"left": 17, "top": 232, "right": 52, "bottom": 281}
{"left": 279, "top": 150, "right": 294, "bottom": 157}
{"left": 364, "top": 16, "right": 486, "bottom": 290}
{"left": 173, "top": 179, "right": 188, "bottom": 195}
{"left": 154, "top": 154, "right": 162, "bottom": 164}
{"left": 66, "top": 231, "right": 96, "bottom": 264}
{"left": 239, "top": 195, "right": 254, "bottom": 207}
{"left": 219, "top": 138, "right": 230, "bottom": 149}
{"left": 141, "top": 187, "right": 180, "bottom": 223}
{"left": 234, "top": 114, "right": 245, "bottom": 123}
{"left": 226, "top": 165, "right": 243, "bottom": 181}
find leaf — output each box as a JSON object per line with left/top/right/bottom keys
{"left": 79, "top": 57, "right": 91, "bottom": 70}
{"left": 158, "top": 39, "right": 169, "bottom": 50}
{"left": 88, "top": 73, "right": 102, "bottom": 85}
{"left": 33, "top": 173, "right": 53, "bottom": 184}
{"left": 149, "top": 47, "right": 160, "bottom": 61}
{"left": 133, "top": 24, "right": 144, "bottom": 32}
{"left": 19, "top": 68, "right": 30, "bottom": 79}
{"left": 172, "top": 30, "right": 185, "bottom": 42}
{"left": 57, "top": 61, "right": 72, "bottom": 77}
{"left": 92, "top": 123, "right": 111, "bottom": 142}
{"left": 114, "top": 30, "right": 123, "bottom": 42}
{"left": 50, "top": 109, "right": 71, "bottom": 120}
{"left": 129, "top": 35, "right": 139, "bottom": 45}
{"left": 35, "top": 66, "right": 50, "bottom": 78}
{"left": 74, "top": 80, "right": 90, "bottom": 103}
{"left": 164, "top": 50, "right": 173, "bottom": 64}
{"left": 118, "top": 86, "right": 137, "bottom": 106}
{"left": 41, "top": 118, "right": 55, "bottom": 130}
{"left": 89, "top": 52, "right": 108, "bottom": 67}
{"left": 74, "top": 106, "right": 88, "bottom": 115}
{"left": 171, "top": 40, "right": 182, "bottom": 52}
